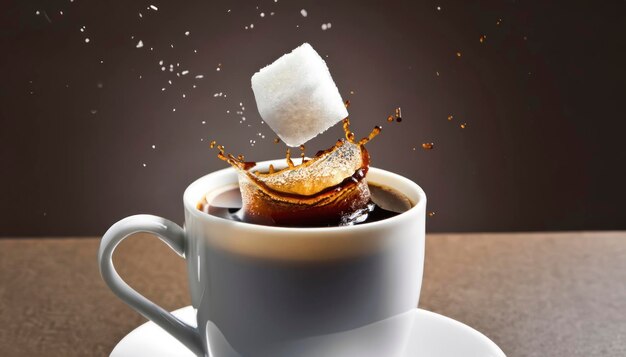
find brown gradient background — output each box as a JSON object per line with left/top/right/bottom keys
{"left": 1, "top": 0, "right": 625, "bottom": 236}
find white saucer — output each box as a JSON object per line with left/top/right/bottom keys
{"left": 111, "top": 306, "right": 505, "bottom": 357}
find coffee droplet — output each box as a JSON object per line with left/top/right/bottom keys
{"left": 237, "top": 154, "right": 245, "bottom": 161}
{"left": 428, "top": 211, "right": 436, "bottom": 217}
{"left": 344, "top": 100, "right": 351, "bottom": 108}
{"left": 299, "top": 144, "right": 306, "bottom": 159}
{"left": 479, "top": 35, "right": 486, "bottom": 43}
{"left": 456, "top": 52, "right": 462, "bottom": 57}
{"left": 447, "top": 115, "right": 453, "bottom": 121}
{"left": 394, "top": 107, "right": 402, "bottom": 122}
{"left": 210, "top": 140, "right": 217, "bottom": 148}
{"left": 285, "top": 148, "right": 295, "bottom": 168}
{"left": 422, "top": 142, "right": 434, "bottom": 150}
{"left": 460, "top": 123, "right": 467, "bottom": 129}
{"left": 273, "top": 137, "right": 280, "bottom": 144}
{"left": 387, "top": 115, "right": 394, "bottom": 122}
{"left": 359, "top": 126, "right": 381, "bottom": 146}
{"left": 343, "top": 118, "right": 356, "bottom": 143}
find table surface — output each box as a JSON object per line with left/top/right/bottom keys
{"left": 1, "top": 232, "right": 625, "bottom": 357}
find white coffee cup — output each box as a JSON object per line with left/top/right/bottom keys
{"left": 99, "top": 159, "right": 426, "bottom": 356}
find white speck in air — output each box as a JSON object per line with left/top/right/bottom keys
{"left": 185, "top": 31, "right": 190, "bottom": 36}
{"left": 181, "top": 70, "right": 189, "bottom": 75}
{"left": 151, "top": 145, "right": 156, "bottom": 149}
{"left": 136, "top": 40, "right": 144, "bottom": 48}
{"left": 195, "top": 75, "right": 204, "bottom": 79}
{"left": 149, "top": 5, "right": 158, "bottom": 11}
{"left": 85, "top": 38, "right": 90, "bottom": 43}
{"left": 260, "top": 12, "right": 265, "bottom": 17}
{"left": 300, "top": 9, "right": 308, "bottom": 17}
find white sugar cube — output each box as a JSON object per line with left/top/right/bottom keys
{"left": 251, "top": 43, "right": 348, "bottom": 147}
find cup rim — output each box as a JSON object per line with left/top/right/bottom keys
{"left": 183, "top": 159, "right": 426, "bottom": 233}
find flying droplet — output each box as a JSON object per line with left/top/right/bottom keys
{"left": 428, "top": 211, "right": 436, "bottom": 217}
{"left": 460, "top": 123, "right": 467, "bottom": 129}
{"left": 422, "top": 143, "right": 434, "bottom": 150}
{"left": 395, "top": 107, "right": 402, "bottom": 122}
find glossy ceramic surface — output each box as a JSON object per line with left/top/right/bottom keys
{"left": 111, "top": 306, "right": 506, "bottom": 357}
{"left": 99, "top": 161, "right": 426, "bottom": 356}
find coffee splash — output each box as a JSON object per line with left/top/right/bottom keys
{"left": 208, "top": 107, "right": 389, "bottom": 226}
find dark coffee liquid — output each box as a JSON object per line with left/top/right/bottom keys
{"left": 199, "top": 183, "right": 413, "bottom": 227}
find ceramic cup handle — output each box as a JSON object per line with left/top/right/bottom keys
{"left": 98, "top": 214, "right": 205, "bottom": 356}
